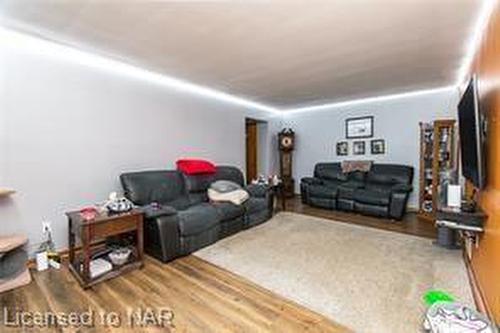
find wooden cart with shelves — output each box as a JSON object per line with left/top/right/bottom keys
{"left": 65, "top": 209, "right": 144, "bottom": 289}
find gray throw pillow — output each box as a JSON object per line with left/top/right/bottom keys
{"left": 210, "top": 180, "right": 241, "bottom": 193}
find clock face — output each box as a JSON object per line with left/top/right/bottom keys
{"left": 281, "top": 136, "right": 293, "bottom": 149}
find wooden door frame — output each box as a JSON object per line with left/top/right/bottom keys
{"left": 245, "top": 118, "right": 258, "bottom": 184}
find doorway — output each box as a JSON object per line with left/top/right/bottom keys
{"left": 245, "top": 119, "right": 258, "bottom": 183}
{"left": 245, "top": 118, "right": 269, "bottom": 184}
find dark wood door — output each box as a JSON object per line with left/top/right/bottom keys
{"left": 246, "top": 120, "right": 257, "bottom": 183}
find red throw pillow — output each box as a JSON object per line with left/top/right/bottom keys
{"left": 176, "top": 159, "right": 216, "bottom": 175}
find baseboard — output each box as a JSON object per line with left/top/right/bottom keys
{"left": 27, "top": 241, "right": 104, "bottom": 269}
{"left": 462, "top": 249, "right": 497, "bottom": 326}
{"left": 406, "top": 205, "right": 418, "bottom": 213}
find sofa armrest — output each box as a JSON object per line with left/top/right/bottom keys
{"left": 143, "top": 206, "right": 181, "bottom": 262}
{"left": 245, "top": 184, "right": 274, "bottom": 213}
{"left": 301, "top": 177, "right": 323, "bottom": 186}
{"left": 389, "top": 185, "right": 412, "bottom": 220}
{"left": 142, "top": 204, "right": 178, "bottom": 219}
{"left": 246, "top": 184, "right": 269, "bottom": 198}
{"left": 391, "top": 183, "right": 413, "bottom": 193}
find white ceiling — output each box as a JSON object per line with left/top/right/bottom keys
{"left": 0, "top": 0, "right": 483, "bottom": 110}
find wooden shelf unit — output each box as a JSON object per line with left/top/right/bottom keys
{"left": 418, "top": 119, "right": 456, "bottom": 221}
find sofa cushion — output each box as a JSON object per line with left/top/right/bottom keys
{"left": 213, "top": 166, "right": 245, "bottom": 186}
{"left": 366, "top": 164, "right": 413, "bottom": 186}
{"left": 245, "top": 197, "right": 268, "bottom": 214}
{"left": 120, "top": 170, "right": 186, "bottom": 206}
{"left": 314, "top": 163, "right": 347, "bottom": 182}
{"left": 212, "top": 202, "right": 245, "bottom": 221}
{"left": 354, "top": 188, "right": 391, "bottom": 206}
{"left": 346, "top": 171, "right": 366, "bottom": 186}
{"left": 322, "top": 179, "right": 343, "bottom": 189}
{"left": 184, "top": 173, "right": 215, "bottom": 193}
{"left": 178, "top": 203, "right": 220, "bottom": 236}
{"left": 308, "top": 184, "right": 338, "bottom": 199}
{"left": 354, "top": 202, "right": 389, "bottom": 217}
{"left": 184, "top": 166, "right": 245, "bottom": 205}
{"left": 309, "top": 197, "right": 335, "bottom": 209}
{"left": 338, "top": 185, "right": 358, "bottom": 200}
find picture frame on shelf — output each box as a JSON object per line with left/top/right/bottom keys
{"left": 353, "top": 141, "right": 366, "bottom": 155}
{"left": 371, "top": 139, "right": 385, "bottom": 154}
{"left": 336, "top": 141, "right": 348, "bottom": 156}
{"left": 346, "top": 116, "right": 374, "bottom": 139}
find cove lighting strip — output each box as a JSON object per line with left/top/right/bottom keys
{"left": 0, "top": 26, "right": 280, "bottom": 114}
{"left": 282, "top": 86, "right": 457, "bottom": 114}
{"left": 1, "top": 0, "right": 497, "bottom": 117}
{"left": 456, "top": 0, "right": 499, "bottom": 86}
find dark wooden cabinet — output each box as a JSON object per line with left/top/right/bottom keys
{"left": 418, "top": 119, "right": 456, "bottom": 222}
{"left": 66, "top": 209, "right": 144, "bottom": 288}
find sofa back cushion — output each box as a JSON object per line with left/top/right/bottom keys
{"left": 314, "top": 163, "right": 347, "bottom": 181}
{"left": 214, "top": 166, "right": 245, "bottom": 186}
{"left": 120, "top": 170, "right": 186, "bottom": 206}
{"left": 366, "top": 164, "right": 413, "bottom": 186}
{"left": 183, "top": 166, "right": 245, "bottom": 204}
{"left": 346, "top": 170, "right": 366, "bottom": 186}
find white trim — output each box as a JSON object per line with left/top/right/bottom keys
{"left": 282, "top": 86, "right": 457, "bottom": 114}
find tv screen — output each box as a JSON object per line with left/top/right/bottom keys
{"left": 458, "top": 76, "right": 485, "bottom": 189}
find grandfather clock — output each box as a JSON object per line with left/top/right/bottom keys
{"left": 278, "top": 128, "right": 295, "bottom": 198}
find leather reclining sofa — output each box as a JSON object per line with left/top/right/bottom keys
{"left": 120, "top": 166, "right": 273, "bottom": 262}
{"left": 300, "top": 163, "right": 413, "bottom": 220}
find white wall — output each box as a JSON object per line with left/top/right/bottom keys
{"left": 283, "top": 89, "right": 460, "bottom": 208}
{"left": 0, "top": 42, "right": 279, "bottom": 254}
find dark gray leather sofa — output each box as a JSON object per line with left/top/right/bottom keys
{"left": 120, "top": 166, "right": 273, "bottom": 263}
{"left": 301, "top": 163, "right": 413, "bottom": 220}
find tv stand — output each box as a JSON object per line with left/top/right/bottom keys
{"left": 460, "top": 201, "right": 477, "bottom": 213}
{"left": 436, "top": 206, "right": 485, "bottom": 227}
{"left": 435, "top": 206, "right": 486, "bottom": 249}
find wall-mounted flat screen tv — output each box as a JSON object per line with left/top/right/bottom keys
{"left": 458, "top": 75, "right": 485, "bottom": 189}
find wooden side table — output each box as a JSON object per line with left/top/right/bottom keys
{"left": 65, "top": 209, "right": 144, "bottom": 288}
{"left": 270, "top": 183, "right": 286, "bottom": 212}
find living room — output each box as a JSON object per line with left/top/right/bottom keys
{"left": 1, "top": 1, "right": 499, "bottom": 332}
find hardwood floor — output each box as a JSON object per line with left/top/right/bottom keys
{"left": 0, "top": 256, "right": 348, "bottom": 333}
{"left": 0, "top": 198, "right": 434, "bottom": 333}
{"left": 282, "top": 196, "right": 436, "bottom": 239}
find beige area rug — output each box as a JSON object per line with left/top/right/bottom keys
{"left": 194, "top": 212, "right": 473, "bottom": 333}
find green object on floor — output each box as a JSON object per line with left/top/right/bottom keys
{"left": 423, "top": 289, "right": 455, "bottom": 306}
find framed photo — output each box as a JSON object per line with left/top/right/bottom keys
{"left": 336, "top": 141, "right": 348, "bottom": 156}
{"left": 353, "top": 141, "right": 366, "bottom": 155}
{"left": 346, "top": 116, "right": 374, "bottom": 139}
{"left": 371, "top": 139, "right": 385, "bottom": 154}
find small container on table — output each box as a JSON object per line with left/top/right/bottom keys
{"left": 65, "top": 208, "right": 144, "bottom": 289}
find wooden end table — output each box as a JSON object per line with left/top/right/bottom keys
{"left": 270, "top": 183, "right": 286, "bottom": 212}
{"left": 65, "top": 208, "right": 144, "bottom": 289}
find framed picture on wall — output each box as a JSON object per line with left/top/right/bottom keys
{"left": 353, "top": 141, "right": 366, "bottom": 155}
{"left": 336, "top": 141, "right": 348, "bottom": 156}
{"left": 371, "top": 139, "right": 385, "bottom": 154}
{"left": 346, "top": 116, "right": 374, "bottom": 139}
